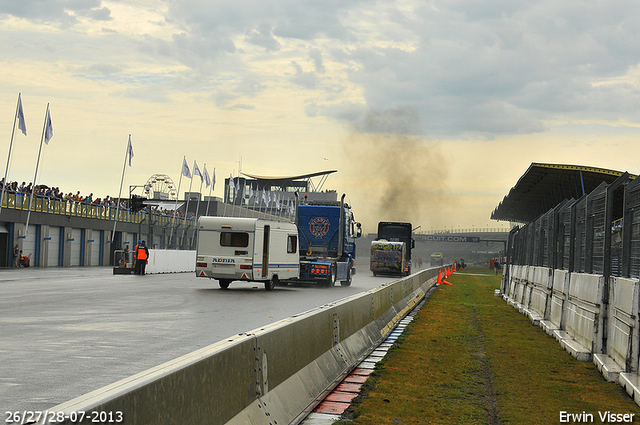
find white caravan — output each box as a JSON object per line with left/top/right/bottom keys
{"left": 195, "top": 216, "right": 299, "bottom": 290}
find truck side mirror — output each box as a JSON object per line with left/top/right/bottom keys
{"left": 356, "top": 223, "right": 362, "bottom": 238}
{"left": 412, "top": 239, "right": 415, "bottom": 248}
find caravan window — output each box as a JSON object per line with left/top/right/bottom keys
{"left": 220, "top": 232, "right": 249, "bottom": 247}
{"left": 287, "top": 235, "right": 297, "bottom": 253}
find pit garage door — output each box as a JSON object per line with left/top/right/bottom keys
{"left": 46, "top": 226, "right": 61, "bottom": 266}
{"left": 21, "top": 225, "right": 37, "bottom": 264}
{"left": 70, "top": 228, "right": 82, "bottom": 266}
{"left": 90, "top": 230, "right": 101, "bottom": 266}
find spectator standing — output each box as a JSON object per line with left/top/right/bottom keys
{"left": 12, "top": 244, "right": 20, "bottom": 267}
{"left": 134, "top": 240, "right": 149, "bottom": 275}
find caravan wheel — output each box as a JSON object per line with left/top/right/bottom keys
{"left": 218, "top": 279, "right": 231, "bottom": 289}
{"left": 265, "top": 276, "right": 278, "bottom": 291}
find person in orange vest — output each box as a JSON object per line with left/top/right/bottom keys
{"left": 134, "top": 240, "right": 149, "bottom": 275}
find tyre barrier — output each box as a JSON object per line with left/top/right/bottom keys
{"left": 31, "top": 268, "right": 440, "bottom": 425}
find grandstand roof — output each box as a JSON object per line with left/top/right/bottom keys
{"left": 240, "top": 170, "right": 337, "bottom": 181}
{"left": 491, "top": 163, "right": 636, "bottom": 223}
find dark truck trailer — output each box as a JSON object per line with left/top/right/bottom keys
{"left": 371, "top": 221, "right": 415, "bottom": 277}
{"left": 295, "top": 194, "right": 361, "bottom": 286}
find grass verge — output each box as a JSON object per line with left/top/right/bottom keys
{"left": 336, "top": 268, "right": 640, "bottom": 424}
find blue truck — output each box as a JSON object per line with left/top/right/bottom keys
{"left": 294, "top": 194, "right": 362, "bottom": 286}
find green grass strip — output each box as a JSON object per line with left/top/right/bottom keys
{"left": 337, "top": 268, "right": 640, "bottom": 424}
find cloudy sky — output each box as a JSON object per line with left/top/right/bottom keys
{"left": 1, "top": 0, "right": 640, "bottom": 232}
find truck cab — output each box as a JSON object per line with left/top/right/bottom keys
{"left": 295, "top": 194, "right": 361, "bottom": 286}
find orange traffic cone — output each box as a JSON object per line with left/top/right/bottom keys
{"left": 439, "top": 268, "right": 452, "bottom": 285}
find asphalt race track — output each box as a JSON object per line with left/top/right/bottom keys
{"left": 0, "top": 260, "right": 401, "bottom": 413}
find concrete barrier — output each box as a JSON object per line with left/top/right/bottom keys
{"left": 523, "top": 267, "right": 552, "bottom": 325}
{"left": 33, "top": 267, "right": 440, "bottom": 425}
{"left": 37, "top": 333, "right": 258, "bottom": 425}
{"left": 552, "top": 272, "right": 605, "bottom": 361}
{"left": 597, "top": 276, "right": 640, "bottom": 390}
{"left": 504, "top": 268, "right": 640, "bottom": 406}
{"left": 505, "top": 265, "right": 526, "bottom": 308}
{"left": 505, "top": 265, "right": 531, "bottom": 312}
{"left": 540, "top": 269, "right": 570, "bottom": 335}
{"left": 146, "top": 249, "right": 196, "bottom": 274}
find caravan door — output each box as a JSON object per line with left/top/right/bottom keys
{"left": 261, "top": 224, "right": 270, "bottom": 278}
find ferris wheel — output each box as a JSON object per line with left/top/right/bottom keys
{"left": 143, "top": 174, "right": 177, "bottom": 200}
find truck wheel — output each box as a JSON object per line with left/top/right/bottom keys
{"left": 265, "top": 276, "right": 278, "bottom": 291}
{"left": 340, "top": 267, "right": 352, "bottom": 287}
{"left": 218, "top": 279, "right": 231, "bottom": 289}
{"left": 330, "top": 267, "right": 337, "bottom": 287}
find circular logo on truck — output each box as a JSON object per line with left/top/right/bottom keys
{"left": 310, "top": 217, "right": 330, "bottom": 237}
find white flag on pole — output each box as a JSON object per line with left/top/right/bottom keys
{"left": 229, "top": 174, "right": 235, "bottom": 190}
{"left": 193, "top": 162, "right": 202, "bottom": 182}
{"left": 127, "top": 135, "right": 134, "bottom": 167}
{"left": 44, "top": 108, "right": 53, "bottom": 144}
{"left": 182, "top": 157, "right": 191, "bottom": 178}
{"left": 17, "top": 94, "right": 26, "bottom": 136}
{"left": 203, "top": 167, "right": 211, "bottom": 187}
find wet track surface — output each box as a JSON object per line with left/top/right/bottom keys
{"left": 0, "top": 260, "right": 398, "bottom": 413}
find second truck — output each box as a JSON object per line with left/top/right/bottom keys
{"left": 370, "top": 221, "right": 415, "bottom": 277}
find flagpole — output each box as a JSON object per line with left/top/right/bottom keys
{"left": 0, "top": 93, "right": 24, "bottom": 216}
{"left": 170, "top": 157, "right": 185, "bottom": 248}
{"left": 195, "top": 163, "right": 204, "bottom": 220}
{"left": 231, "top": 176, "right": 237, "bottom": 218}
{"left": 243, "top": 180, "right": 249, "bottom": 218}
{"left": 181, "top": 160, "right": 195, "bottom": 246}
{"left": 205, "top": 167, "right": 213, "bottom": 216}
{"left": 224, "top": 173, "right": 231, "bottom": 217}
{"left": 25, "top": 103, "right": 50, "bottom": 237}
{"left": 111, "top": 134, "right": 132, "bottom": 243}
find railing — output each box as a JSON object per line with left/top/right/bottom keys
{"left": 0, "top": 192, "right": 194, "bottom": 227}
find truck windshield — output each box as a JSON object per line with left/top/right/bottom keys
{"left": 220, "top": 232, "right": 249, "bottom": 247}
{"left": 379, "top": 225, "right": 411, "bottom": 238}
